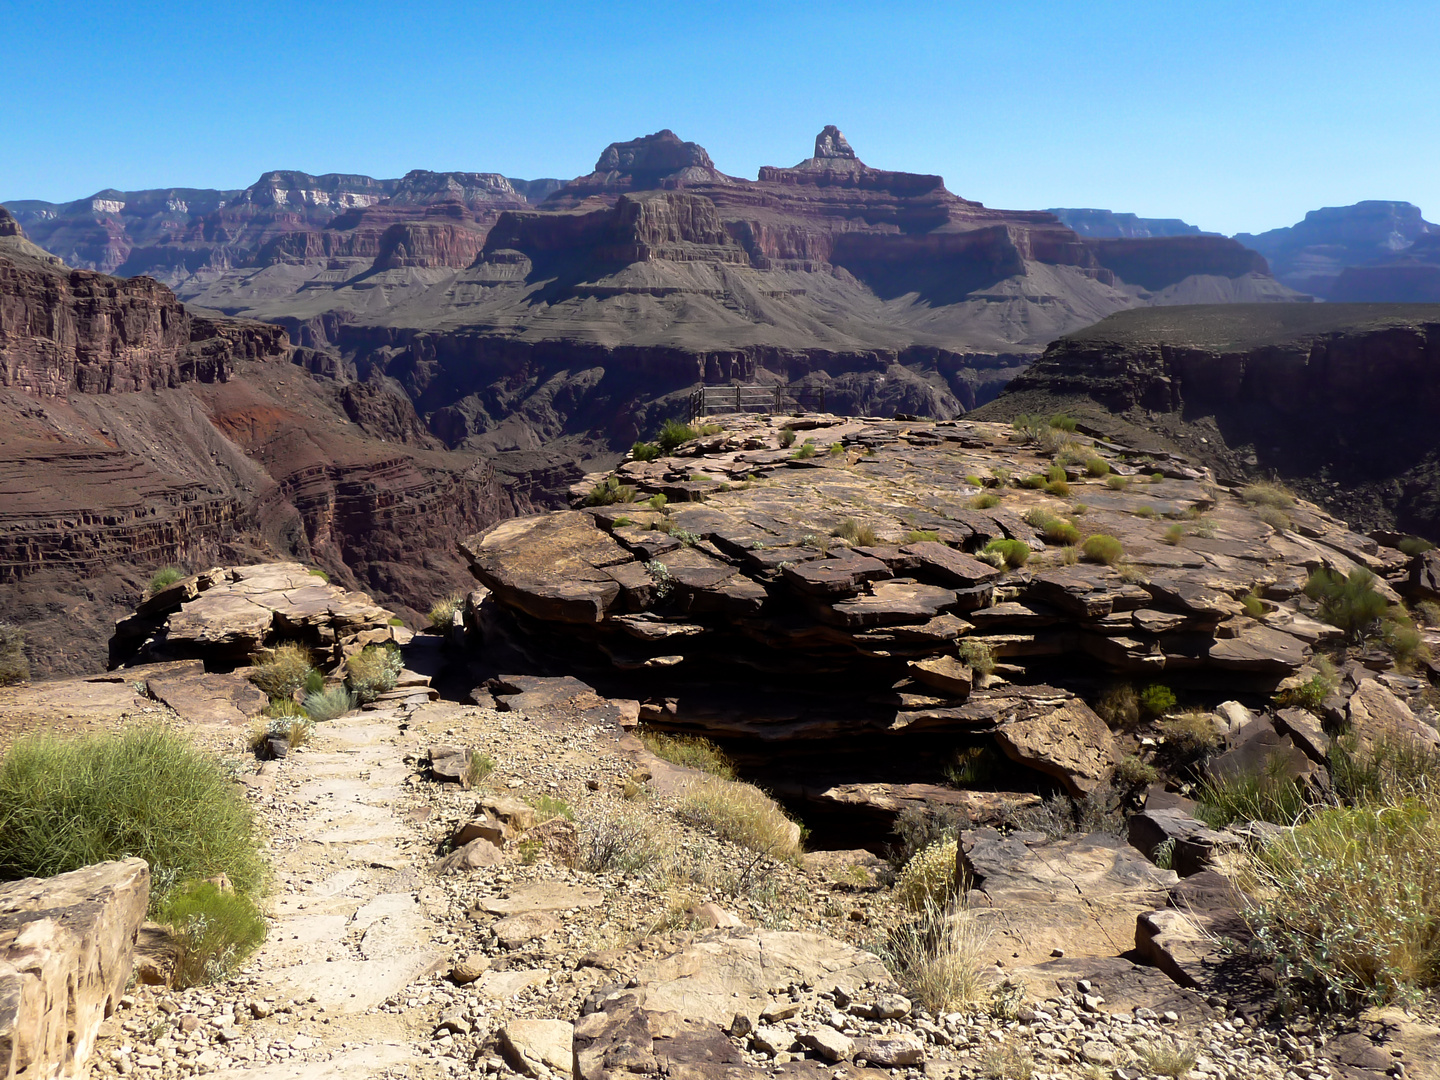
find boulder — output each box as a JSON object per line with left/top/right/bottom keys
{"left": 0, "top": 859, "right": 150, "bottom": 1080}
{"left": 428, "top": 746, "right": 473, "bottom": 788}
{"left": 907, "top": 656, "right": 973, "bottom": 697}
{"left": 1207, "top": 719, "right": 1327, "bottom": 793}
{"left": 1346, "top": 679, "right": 1440, "bottom": 754}
{"left": 993, "top": 699, "right": 1119, "bottom": 797}
{"left": 959, "top": 830, "right": 1178, "bottom": 968}
{"left": 432, "top": 838, "right": 504, "bottom": 875}
{"left": 1127, "top": 808, "right": 1242, "bottom": 877}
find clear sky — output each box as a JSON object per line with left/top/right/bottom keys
{"left": 2, "top": 0, "right": 1436, "bottom": 236}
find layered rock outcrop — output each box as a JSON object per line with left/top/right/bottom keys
{"left": 460, "top": 412, "right": 1405, "bottom": 822}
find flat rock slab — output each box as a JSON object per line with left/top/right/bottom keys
{"left": 993, "top": 699, "right": 1118, "bottom": 797}
{"left": 144, "top": 669, "right": 269, "bottom": 726}
{"left": 961, "top": 830, "right": 1178, "bottom": 969}
{"left": 1007, "top": 955, "right": 1215, "bottom": 1023}
{"left": 0, "top": 676, "right": 149, "bottom": 728}
{"left": 478, "top": 883, "right": 605, "bottom": 916}
{"left": 262, "top": 951, "right": 447, "bottom": 1014}
{"left": 633, "top": 929, "right": 891, "bottom": 1026}
{"left": 206, "top": 1044, "right": 412, "bottom": 1080}
{"left": 476, "top": 968, "right": 551, "bottom": 1000}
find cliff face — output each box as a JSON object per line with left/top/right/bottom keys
{"left": 978, "top": 303, "right": 1440, "bottom": 538}
{"left": 0, "top": 210, "right": 533, "bottom": 674}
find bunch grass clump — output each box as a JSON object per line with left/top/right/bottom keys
{"left": 346, "top": 644, "right": 403, "bottom": 703}
{"left": 1304, "top": 567, "right": 1389, "bottom": 640}
{"left": 657, "top": 419, "right": 698, "bottom": 453}
{"left": 1156, "top": 712, "right": 1220, "bottom": 757}
{"left": 903, "top": 529, "right": 939, "bottom": 544}
{"left": 0, "top": 622, "right": 28, "bottom": 686}
{"left": 303, "top": 685, "right": 355, "bottom": 721}
{"left": 1245, "top": 791, "right": 1440, "bottom": 1009}
{"left": 958, "top": 640, "right": 996, "bottom": 677}
{"left": 983, "top": 538, "right": 1031, "bottom": 569}
{"left": 1242, "top": 480, "right": 1296, "bottom": 509}
{"left": 832, "top": 518, "right": 878, "bottom": 547}
{"left": 1082, "top": 534, "right": 1124, "bottom": 565}
{"left": 640, "top": 729, "right": 735, "bottom": 779}
{"left": 677, "top": 777, "right": 802, "bottom": 862}
{"left": 248, "top": 642, "right": 315, "bottom": 700}
{"left": 631, "top": 441, "right": 662, "bottom": 462}
{"left": 895, "top": 838, "right": 957, "bottom": 911}
{"left": 969, "top": 493, "right": 1001, "bottom": 510}
{"left": 160, "top": 882, "right": 266, "bottom": 986}
{"left": 428, "top": 593, "right": 462, "bottom": 630}
{"left": 578, "top": 801, "right": 672, "bottom": 874}
{"left": 1195, "top": 761, "right": 1308, "bottom": 829}
{"left": 880, "top": 896, "right": 992, "bottom": 1015}
{"left": 584, "top": 476, "right": 638, "bottom": 507}
{"left": 0, "top": 726, "right": 264, "bottom": 903}
{"left": 1024, "top": 509, "right": 1080, "bottom": 545}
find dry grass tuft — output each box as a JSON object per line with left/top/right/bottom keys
{"left": 881, "top": 896, "right": 993, "bottom": 1015}
{"left": 247, "top": 643, "right": 315, "bottom": 700}
{"left": 640, "top": 729, "right": 735, "bottom": 778}
{"left": 677, "top": 777, "right": 802, "bottom": 862}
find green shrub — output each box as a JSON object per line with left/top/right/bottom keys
{"left": 1383, "top": 612, "right": 1431, "bottom": 667}
{"left": 944, "top": 745, "right": 1002, "bottom": 787}
{"left": 247, "top": 643, "right": 315, "bottom": 701}
{"left": 1010, "top": 415, "right": 1047, "bottom": 443}
{"left": 1138, "top": 684, "right": 1177, "bottom": 717}
{"left": 1157, "top": 712, "right": 1220, "bottom": 757}
{"left": 964, "top": 475, "right": 984, "bottom": 487}
{"left": 983, "top": 538, "right": 1031, "bottom": 569}
{"left": 1417, "top": 600, "right": 1440, "bottom": 627}
{"left": 832, "top": 518, "right": 878, "bottom": 547}
{"left": 530, "top": 794, "right": 573, "bottom": 823}
{"left": 1241, "top": 588, "right": 1265, "bottom": 619}
{"left": 303, "top": 668, "right": 325, "bottom": 696}
{"left": 1019, "top": 473, "right": 1047, "bottom": 489}
{"left": 1134, "top": 505, "right": 1161, "bottom": 519}
{"left": 159, "top": 882, "right": 267, "bottom": 987}
{"left": 346, "top": 644, "right": 403, "bottom": 703}
{"left": 1397, "top": 535, "right": 1435, "bottom": 557}
{"left": 469, "top": 753, "right": 495, "bottom": 785}
{"left": 1115, "top": 754, "right": 1158, "bottom": 786}
{"left": 970, "top": 493, "right": 1000, "bottom": 510}
{"left": 147, "top": 566, "right": 186, "bottom": 596}
{"left": 428, "top": 593, "right": 462, "bottom": 631}
{"left": 1244, "top": 792, "right": 1440, "bottom": 1009}
{"left": 1025, "top": 510, "right": 1080, "bottom": 545}
{"left": 1242, "top": 481, "right": 1296, "bottom": 509}
{"left": 904, "top": 529, "right": 939, "bottom": 544}
{"left": 1162, "top": 523, "right": 1185, "bottom": 545}
{"left": 631, "top": 441, "right": 662, "bottom": 462}
{"left": 1095, "top": 684, "right": 1139, "bottom": 727}
{"left": 640, "top": 730, "right": 735, "bottom": 779}
{"left": 958, "top": 640, "right": 996, "bottom": 677}
{"left": 307, "top": 568, "right": 329, "bottom": 583}
{"left": 1304, "top": 567, "right": 1389, "bottom": 640}
{"left": 1105, "top": 475, "right": 1130, "bottom": 491}
{"left": 779, "top": 428, "right": 797, "bottom": 448}
{"left": 0, "top": 726, "right": 264, "bottom": 904}
{"left": 1049, "top": 413, "right": 1078, "bottom": 432}
{"left": 1045, "top": 464, "right": 1067, "bottom": 483}
{"left": 1274, "top": 656, "right": 1339, "bottom": 715}
{"left": 677, "top": 778, "right": 802, "bottom": 861}
{"left": 0, "top": 623, "right": 28, "bottom": 686}
{"left": 1082, "top": 534, "right": 1124, "bottom": 565}
{"left": 303, "top": 685, "right": 356, "bottom": 721}
{"left": 792, "top": 439, "right": 818, "bottom": 460}
{"left": 584, "top": 476, "right": 638, "bottom": 506}
{"left": 895, "top": 839, "right": 958, "bottom": 911}
{"left": 828, "top": 442, "right": 845, "bottom": 457}
{"left": 387, "top": 616, "right": 405, "bottom": 627}
{"left": 1044, "top": 478, "right": 1071, "bottom": 497}
{"left": 1070, "top": 502, "right": 1088, "bottom": 515}
{"left": 657, "top": 420, "right": 698, "bottom": 453}
{"left": 646, "top": 493, "right": 668, "bottom": 512}
{"left": 263, "top": 697, "right": 308, "bottom": 720}
{"left": 1084, "top": 456, "right": 1110, "bottom": 477}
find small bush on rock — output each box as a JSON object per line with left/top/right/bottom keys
{"left": 1156, "top": 712, "right": 1220, "bottom": 757}
{"left": 1105, "top": 475, "right": 1130, "bottom": 491}
{"left": 1095, "top": 683, "right": 1139, "bottom": 727}
{"left": 631, "top": 441, "right": 662, "bottom": 462}
{"left": 832, "top": 518, "right": 878, "bottom": 547}
{"left": 889, "top": 802, "right": 964, "bottom": 871}
{"left": 880, "top": 896, "right": 991, "bottom": 1014}
{"left": 346, "top": 644, "right": 403, "bottom": 703}
{"left": 0, "top": 623, "right": 28, "bottom": 686}
{"left": 957, "top": 640, "right": 996, "bottom": 677}
{"left": 1397, "top": 535, "right": 1435, "bottom": 557}
{"left": 248, "top": 643, "right": 315, "bottom": 701}
{"left": 1242, "top": 481, "right": 1296, "bottom": 509}
{"left": 904, "top": 529, "right": 939, "bottom": 544}
{"left": 1084, "top": 456, "right": 1110, "bottom": 477}
{"left": 778, "top": 428, "right": 797, "bottom": 448}
{"left": 1304, "top": 567, "right": 1389, "bottom": 640}
{"left": 147, "top": 566, "right": 186, "bottom": 596}
{"left": 578, "top": 802, "right": 672, "bottom": 874}
{"left": 1138, "top": 684, "right": 1177, "bottom": 717}
{"left": 1115, "top": 754, "right": 1158, "bottom": 786}
{"left": 969, "top": 493, "right": 1000, "bottom": 510}
{"left": 1082, "top": 534, "right": 1124, "bottom": 565}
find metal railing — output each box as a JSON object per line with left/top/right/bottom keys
{"left": 688, "top": 383, "right": 827, "bottom": 421}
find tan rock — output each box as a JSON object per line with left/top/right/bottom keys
{"left": 0, "top": 858, "right": 150, "bottom": 1080}
{"left": 993, "top": 699, "right": 1118, "bottom": 797}
{"left": 499, "top": 1019, "right": 574, "bottom": 1078}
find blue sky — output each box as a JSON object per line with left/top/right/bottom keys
{"left": 2, "top": 0, "right": 1436, "bottom": 235}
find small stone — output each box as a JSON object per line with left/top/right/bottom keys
{"left": 289, "top": 1036, "right": 314, "bottom": 1051}
{"left": 450, "top": 952, "right": 492, "bottom": 984}
{"left": 1081, "top": 1041, "right": 1117, "bottom": 1067}
{"left": 873, "top": 994, "right": 912, "bottom": 1020}
{"left": 799, "top": 1028, "right": 854, "bottom": 1063}
{"left": 178, "top": 1016, "right": 200, "bottom": 1034}
{"left": 248, "top": 1000, "right": 273, "bottom": 1019}
{"left": 761, "top": 1000, "right": 801, "bottom": 1023}
{"left": 752, "top": 1026, "right": 793, "bottom": 1056}
{"left": 853, "top": 1037, "right": 925, "bottom": 1067}
{"left": 729, "top": 1013, "right": 754, "bottom": 1038}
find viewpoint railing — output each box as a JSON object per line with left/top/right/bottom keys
{"left": 688, "top": 383, "right": 827, "bottom": 421}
